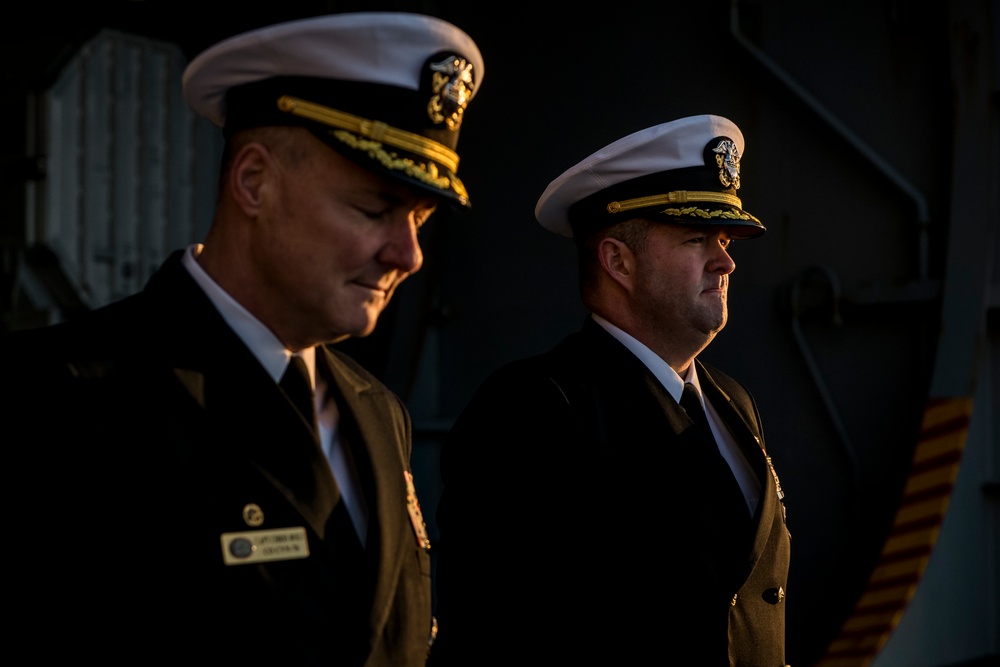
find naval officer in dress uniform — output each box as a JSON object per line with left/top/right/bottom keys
{"left": 3, "top": 12, "right": 483, "bottom": 666}
{"left": 432, "top": 115, "right": 791, "bottom": 666}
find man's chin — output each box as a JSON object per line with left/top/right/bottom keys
{"left": 325, "top": 315, "right": 380, "bottom": 343}
{"left": 356, "top": 312, "right": 383, "bottom": 338}
{"left": 701, "top": 315, "right": 727, "bottom": 338}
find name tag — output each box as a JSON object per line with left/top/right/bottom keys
{"left": 220, "top": 526, "right": 310, "bottom": 565}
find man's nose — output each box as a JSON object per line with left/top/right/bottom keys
{"left": 379, "top": 216, "right": 423, "bottom": 274}
{"left": 710, "top": 241, "right": 736, "bottom": 274}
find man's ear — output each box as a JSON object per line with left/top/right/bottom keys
{"left": 227, "top": 142, "right": 272, "bottom": 217}
{"left": 597, "top": 237, "right": 635, "bottom": 292}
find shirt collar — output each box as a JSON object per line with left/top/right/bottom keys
{"left": 181, "top": 244, "right": 315, "bottom": 385}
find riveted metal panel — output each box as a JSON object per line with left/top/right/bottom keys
{"left": 39, "top": 29, "right": 221, "bottom": 310}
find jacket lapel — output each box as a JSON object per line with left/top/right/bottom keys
{"left": 578, "top": 320, "right": 693, "bottom": 441}
{"left": 318, "top": 346, "right": 413, "bottom": 632}
{"left": 142, "top": 253, "right": 340, "bottom": 540}
{"left": 579, "top": 320, "right": 726, "bottom": 453}
{"left": 698, "top": 362, "right": 779, "bottom": 565}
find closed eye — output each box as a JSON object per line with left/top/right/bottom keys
{"left": 358, "top": 206, "right": 390, "bottom": 220}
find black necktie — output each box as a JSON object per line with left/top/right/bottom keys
{"left": 680, "top": 383, "right": 713, "bottom": 437}
{"left": 281, "top": 354, "right": 366, "bottom": 571}
{"left": 280, "top": 354, "right": 318, "bottom": 436}
{"left": 680, "top": 384, "right": 743, "bottom": 499}
{"left": 680, "top": 383, "right": 753, "bottom": 564}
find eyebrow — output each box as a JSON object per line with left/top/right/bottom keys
{"left": 367, "top": 183, "right": 438, "bottom": 210}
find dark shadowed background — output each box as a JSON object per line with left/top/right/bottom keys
{"left": 1, "top": 2, "right": 996, "bottom": 666}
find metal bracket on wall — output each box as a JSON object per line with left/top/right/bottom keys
{"left": 729, "top": 0, "right": 933, "bottom": 288}
{"left": 784, "top": 264, "right": 862, "bottom": 513}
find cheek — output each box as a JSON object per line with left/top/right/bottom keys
{"left": 644, "top": 256, "right": 686, "bottom": 288}
{"left": 331, "top": 231, "right": 380, "bottom": 272}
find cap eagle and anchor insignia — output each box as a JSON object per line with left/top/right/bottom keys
{"left": 426, "top": 54, "right": 475, "bottom": 130}
{"left": 711, "top": 138, "right": 741, "bottom": 190}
